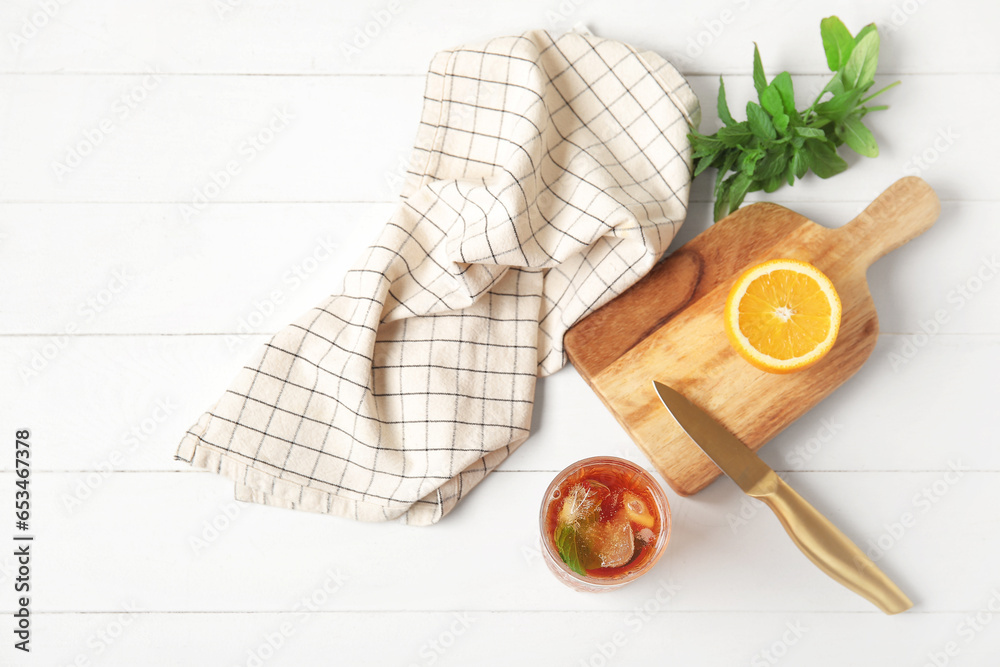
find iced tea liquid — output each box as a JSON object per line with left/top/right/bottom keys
{"left": 542, "top": 457, "right": 669, "bottom": 586}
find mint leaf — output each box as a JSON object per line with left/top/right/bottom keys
{"left": 820, "top": 71, "right": 846, "bottom": 100}
{"left": 714, "top": 181, "right": 732, "bottom": 221}
{"left": 795, "top": 126, "right": 826, "bottom": 139}
{"left": 555, "top": 523, "right": 587, "bottom": 576}
{"left": 760, "top": 83, "right": 783, "bottom": 118}
{"left": 771, "top": 71, "right": 796, "bottom": 115}
{"left": 718, "top": 122, "right": 754, "bottom": 147}
{"left": 755, "top": 147, "right": 788, "bottom": 181}
{"left": 813, "top": 88, "right": 865, "bottom": 124}
{"left": 690, "top": 131, "right": 725, "bottom": 157}
{"left": 752, "top": 44, "right": 767, "bottom": 96}
{"left": 717, "top": 76, "right": 736, "bottom": 127}
{"left": 738, "top": 146, "right": 765, "bottom": 176}
{"left": 694, "top": 154, "right": 714, "bottom": 177}
{"left": 746, "top": 102, "right": 776, "bottom": 141}
{"left": 820, "top": 16, "right": 855, "bottom": 71}
{"left": 840, "top": 115, "right": 879, "bottom": 157}
{"left": 789, "top": 147, "right": 809, "bottom": 179}
{"left": 853, "top": 23, "right": 877, "bottom": 46}
{"left": 842, "top": 30, "right": 879, "bottom": 91}
{"left": 772, "top": 112, "right": 789, "bottom": 135}
{"left": 728, "top": 171, "right": 753, "bottom": 211}
{"left": 762, "top": 173, "right": 785, "bottom": 193}
{"left": 804, "top": 139, "right": 848, "bottom": 178}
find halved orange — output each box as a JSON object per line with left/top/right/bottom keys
{"left": 724, "top": 259, "right": 841, "bottom": 374}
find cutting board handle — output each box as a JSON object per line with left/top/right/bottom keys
{"left": 838, "top": 176, "right": 941, "bottom": 268}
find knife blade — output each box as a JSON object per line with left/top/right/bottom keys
{"left": 652, "top": 380, "right": 912, "bottom": 615}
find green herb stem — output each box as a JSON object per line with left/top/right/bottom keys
{"left": 688, "top": 16, "right": 897, "bottom": 221}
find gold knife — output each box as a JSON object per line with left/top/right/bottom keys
{"left": 652, "top": 381, "right": 912, "bottom": 614}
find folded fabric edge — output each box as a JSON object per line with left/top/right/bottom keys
{"left": 569, "top": 23, "right": 701, "bottom": 129}
{"left": 175, "top": 411, "right": 534, "bottom": 526}
{"left": 632, "top": 45, "right": 702, "bottom": 132}
{"left": 175, "top": 414, "right": 412, "bottom": 523}
{"left": 399, "top": 430, "right": 533, "bottom": 526}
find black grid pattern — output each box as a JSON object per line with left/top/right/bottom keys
{"left": 175, "top": 29, "right": 699, "bottom": 525}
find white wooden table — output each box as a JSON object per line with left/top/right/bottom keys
{"left": 2, "top": 1, "right": 998, "bottom": 664}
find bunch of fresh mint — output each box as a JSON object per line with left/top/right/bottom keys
{"left": 689, "top": 16, "right": 899, "bottom": 221}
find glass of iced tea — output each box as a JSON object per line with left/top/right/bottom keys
{"left": 539, "top": 456, "right": 670, "bottom": 592}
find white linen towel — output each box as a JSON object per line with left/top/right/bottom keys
{"left": 176, "top": 29, "right": 700, "bottom": 525}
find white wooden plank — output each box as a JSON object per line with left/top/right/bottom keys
{"left": 0, "top": 73, "right": 425, "bottom": 204}
{"left": 0, "top": 0, "right": 996, "bottom": 75}
{"left": 2, "top": 469, "right": 996, "bottom": 613}
{"left": 0, "top": 334, "right": 269, "bottom": 473}
{"left": 13, "top": 609, "right": 1000, "bottom": 667}
{"left": 2, "top": 199, "right": 997, "bottom": 336}
{"left": 1, "top": 335, "right": 996, "bottom": 473}
{"left": 0, "top": 202, "right": 393, "bottom": 335}
{"left": 0, "top": 73, "right": 993, "bottom": 204}
{"left": 760, "top": 334, "right": 1000, "bottom": 473}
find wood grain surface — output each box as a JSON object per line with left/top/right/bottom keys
{"left": 566, "top": 177, "right": 941, "bottom": 495}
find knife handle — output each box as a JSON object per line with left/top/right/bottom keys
{"left": 751, "top": 474, "right": 913, "bottom": 615}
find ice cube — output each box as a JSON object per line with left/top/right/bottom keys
{"left": 582, "top": 510, "right": 635, "bottom": 568}
{"left": 558, "top": 483, "right": 599, "bottom": 527}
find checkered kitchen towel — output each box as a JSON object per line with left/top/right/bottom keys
{"left": 176, "top": 29, "right": 699, "bottom": 525}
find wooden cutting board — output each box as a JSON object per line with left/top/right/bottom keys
{"left": 564, "top": 177, "right": 941, "bottom": 496}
